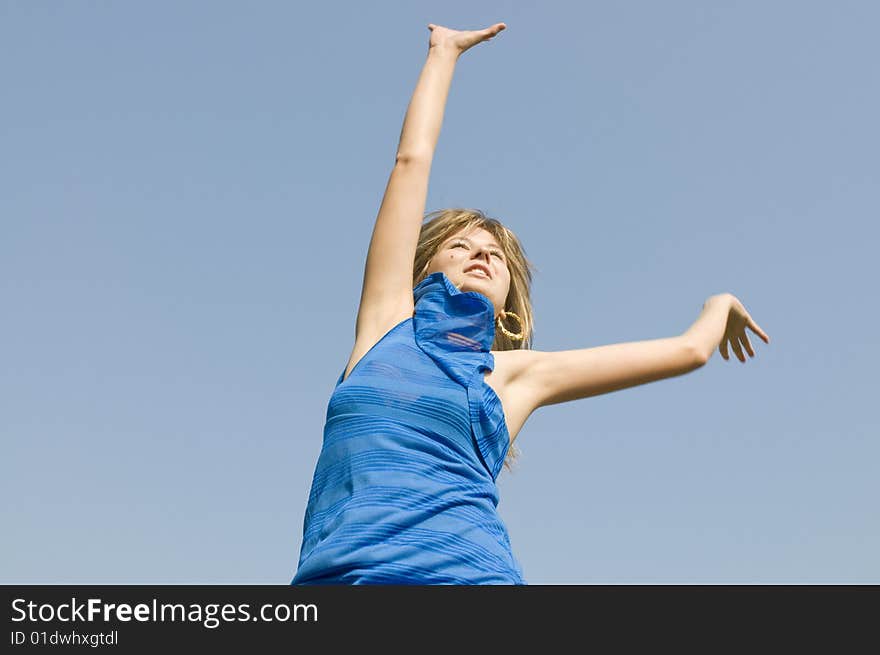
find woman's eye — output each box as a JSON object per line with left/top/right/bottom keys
{"left": 450, "top": 241, "right": 503, "bottom": 260}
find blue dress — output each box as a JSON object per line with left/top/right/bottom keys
{"left": 290, "top": 271, "right": 526, "bottom": 584}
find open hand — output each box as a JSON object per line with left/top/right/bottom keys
{"left": 720, "top": 294, "right": 771, "bottom": 363}
{"left": 427, "top": 22, "right": 507, "bottom": 57}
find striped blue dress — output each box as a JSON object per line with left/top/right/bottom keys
{"left": 291, "top": 271, "right": 525, "bottom": 584}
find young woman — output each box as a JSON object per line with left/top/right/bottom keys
{"left": 290, "top": 22, "right": 770, "bottom": 585}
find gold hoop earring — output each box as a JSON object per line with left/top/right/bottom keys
{"left": 496, "top": 310, "right": 524, "bottom": 341}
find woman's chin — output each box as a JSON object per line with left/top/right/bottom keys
{"left": 462, "top": 273, "right": 491, "bottom": 285}
{"left": 459, "top": 280, "right": 487, "bottom": 292}
{"left": 458, "top": 282, "right": 493, "bottom": 300}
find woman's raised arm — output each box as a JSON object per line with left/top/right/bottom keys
{"left": 351, "top": 23, "right": 506, "bottom": 349}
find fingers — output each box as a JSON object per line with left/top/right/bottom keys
{"left": 748, "top": 318, "right": 771, "bottom": 344}
{"left": 428, "top": 22, "right": 506, "bottom": 33}
{"left": 482, "top": 23, "right": 506, "bottom": 41}
{"left": 718, "top": 306, "right": 769, "bottom": 365}
{"left": 730, "top": 337, "right": 746, "bottom": 363}
{"left": 722, "top": 331, "right": 758, "bottom": 364}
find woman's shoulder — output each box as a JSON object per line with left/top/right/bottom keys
{"left": 341, "top": 315, "right": 414, "bottom": 384}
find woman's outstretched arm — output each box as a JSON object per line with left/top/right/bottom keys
{"left": 503, "top": 293, "right": 770, "bottom": 411}
{"left": 351, "top": 23, "right": 506, "bottom": 350}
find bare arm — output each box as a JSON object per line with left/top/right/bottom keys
{"left": 396, "top": 48, "right": 458, "bottom": 163}
{"left": 354, "top": 48, "right": 458, "bottom": 339}
{"left": 505, "top": 294, "right": 770, "bottom": 412}
{"left": 512, "top": 336, "right": 702, "bottom": 410}
{"left": 353, "top": 24, "right": 506, "bottom": 344}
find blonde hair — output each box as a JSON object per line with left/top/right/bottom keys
{"left": 412, "top": 208, "right": 538, "bottom": 471}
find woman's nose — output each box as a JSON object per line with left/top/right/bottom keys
{"left": 474, "top": 248, "right": 491, "bottom": 262}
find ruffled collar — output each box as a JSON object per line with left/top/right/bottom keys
{"left": 412, "top": 272, "right": 496, "bottom": 354}
{"left": 412, "top": 271, "right": 508, "bottom": 480}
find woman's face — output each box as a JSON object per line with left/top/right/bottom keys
{"left": 425, "top": 227, "right": 511, "bottom": 318}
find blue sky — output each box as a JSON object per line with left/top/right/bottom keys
{"left": 2, "top": 1, "right": 877, "bottom": 583}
